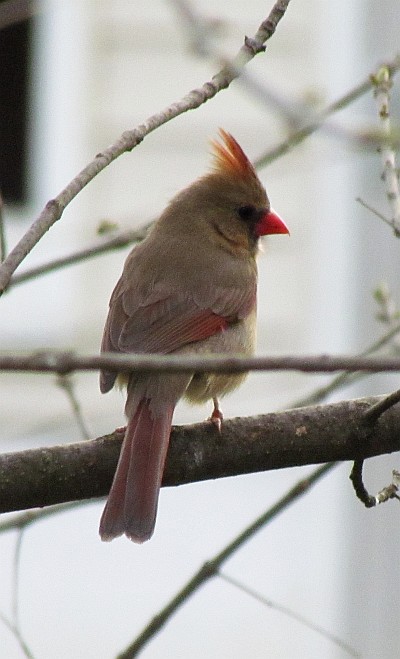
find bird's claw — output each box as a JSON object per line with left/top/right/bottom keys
{"left": 209, "top": 398, "right": 223, "bottom": 434}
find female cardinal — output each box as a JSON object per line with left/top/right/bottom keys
{"left": 99, "top": 129, "right": 289, "bottom": 543}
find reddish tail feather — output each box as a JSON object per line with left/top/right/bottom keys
{"left": 99, "top": 399, "right": 174, "bottom": 543}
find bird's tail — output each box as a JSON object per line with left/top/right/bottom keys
{"left": 99, "top": 399, "right": 174, "bottom": 543}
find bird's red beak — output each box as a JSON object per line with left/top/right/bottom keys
{"left": 256, "top": 208, "right": 290, "bottom": 237}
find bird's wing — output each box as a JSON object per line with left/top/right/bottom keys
{"left": 100, "top": 277, "right": 255, "bottom": 393}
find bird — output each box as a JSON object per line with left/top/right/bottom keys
{"left": 99, "top": 129, "right": 289, "bottom": 543}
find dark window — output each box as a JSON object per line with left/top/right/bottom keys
{"left": 0, "top": 18, "right": 32, "bottom": 203}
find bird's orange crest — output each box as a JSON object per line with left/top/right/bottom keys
{"left": 211, "top": 129, "right": 256, "bottom": 181}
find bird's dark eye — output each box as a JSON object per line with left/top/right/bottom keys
{"left": 237, "top": 205, "right": 257, "bottom": 221}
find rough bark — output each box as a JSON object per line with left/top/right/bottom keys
{"left": 1, "top": 395, "right": 399, "bottom": 513}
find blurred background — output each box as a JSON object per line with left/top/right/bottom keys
{"left": 1, "top": 0, "right": 400, "bottom": 657}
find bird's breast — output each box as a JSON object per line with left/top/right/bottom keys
{"left": 182, "top": 312, "right": 256, "bottom": 404}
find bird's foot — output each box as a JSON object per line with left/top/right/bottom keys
{"left": 209, "top": 397, "right": 223, "bottom": 433}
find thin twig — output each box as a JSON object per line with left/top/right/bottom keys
{"left": 372, "top": 65, "right": 400, "bottom": 236}
{"left": 0, "top": 0, "right": 292, "bottom": 295}
{"left": 375, "top": 471, "right": 400, "bottom": 503}
{"left": 255, "top": 54, "right": 400, "bottom": 169}
{"left": 350, "top": 460, "right": 400, "bottom": 508}
{"left": 364, "top": 387, "right": 400, "bottom": 424}
{"left": 12, "top": 531, "right": 23, "bottom": 630}
{"left": 356, "top": 196, "right": 393, "bottom": 230}
{"left": 0, "top": 501, "right": 95, "bottom": 535}
{"left": 7, "top": 222, "right": 153, "bottom": 289}
{"left": 350, "top": 387, "right": 400, "bottom": 507}
{"left": 56, "top": 374, "right": 91, "bottom": 440}
{"left": 3, "top": 351, "right": 400, "bottom": 376}
{"left": 0, "top": 610, "right": 35, "bottom": 659}
{"left": 291, "top": 318, "right": 400, "bottom": 407}
{"left": 0, "top": 530, "right": 35, "bottom": 659}
{"left": 349, "top": 459, "right": 375, "bottom": 507}
{"left": 218, "top": 572, "right": 360, "bottom": 658}
{"left": 118, "top": 463, "right": 335, "bottom": 658}
{"left": 373, "top": 282, "right": 400, "bottom": 329}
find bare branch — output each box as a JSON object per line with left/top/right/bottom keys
{"left": 1, "top": 395, "right": 400, "bottom": 514}
{"left": 0, "top": 501, "right": 93, "bottom": 534}
{"left": 346, "top": 383, "right": 400, "bottom": 508}
{"left": 3, "top": 351, "right": 400, "bottom": 376}
{"left": 0, "top": 528, "right": 35, "bottom": 659}
{"left": 372, "top": 65, "right": 400, "bottom": 236}
{"left": 56, "top": 374, "right": 92, "bottom": 440}
{"left": 7, "top": 222, "right": 153, "bottom": 289}
{"left": 373, "top": 282, "right": 400, "bottom": 329}
{"left": 0, "top": 610, "right": 35, "bottom": 659}
{"left": 356, "top": 196, "right": 394, "bottom": 230}
{"left": 349, "top": 388, "right": 400, "bottom": 507}
{"left": 351, "top": 459, "right": 400, "bottom": 508}
{"left": 365, "top": 387, "right": 400, "bottom": 423}
{"left": 0, "top": 0, "right": 292, "bottom": 295}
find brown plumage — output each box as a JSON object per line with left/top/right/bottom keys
{"left": 99, "top": 130, "right": 289, "bottom": 543}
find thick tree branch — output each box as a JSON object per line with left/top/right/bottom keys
{"left": 1, "top": 396, "right": 400, "bottom": 514}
